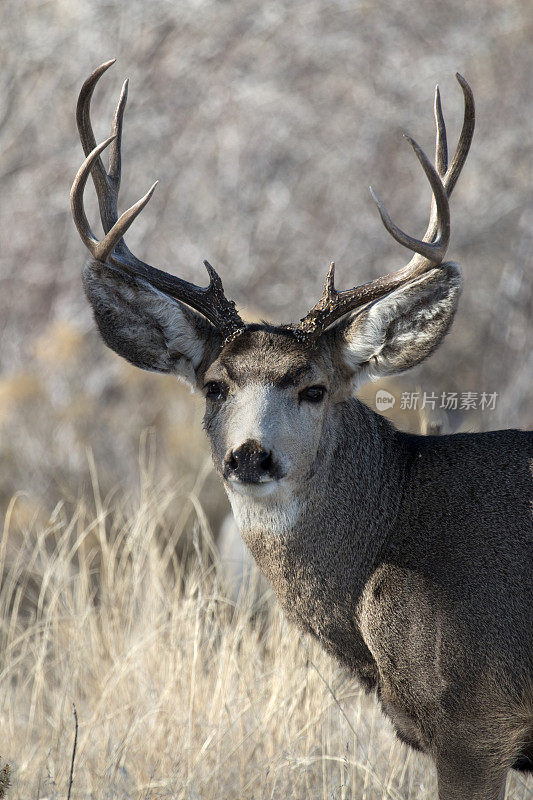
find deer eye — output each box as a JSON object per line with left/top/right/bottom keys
{"left": 299, "top": 385, "right": 326, "bottom": 403}
{"left": 204, "top": 381, "right": 227, "bottom": 401}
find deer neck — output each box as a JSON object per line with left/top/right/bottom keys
{"left": 226, "top": 399, "right": 407, "bottom": 659}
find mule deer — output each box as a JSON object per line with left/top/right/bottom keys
{"left": 72, "top": 61, "right": 532, "bottom": 800}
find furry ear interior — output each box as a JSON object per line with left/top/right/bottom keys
{"left": 83, "top": 259, "right": 222, "bottom": 387}
{"left": 331, "top": 262, "right": 462, "bottom": 385}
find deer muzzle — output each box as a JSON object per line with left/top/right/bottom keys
{"left": 224, "top": 439, "right": 281, "bottom": 484}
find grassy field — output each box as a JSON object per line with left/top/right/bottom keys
{"left": 0, "top": 467, "right": 429, "bottom": 800}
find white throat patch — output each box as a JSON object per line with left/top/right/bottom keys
{"left": 226, "top": 482, "right": 304, "bottom": 537}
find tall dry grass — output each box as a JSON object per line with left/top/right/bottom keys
{"left": 1, "top": 459, "right": 531, "bottom": 800}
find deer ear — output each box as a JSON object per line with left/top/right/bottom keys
{"left": 333, "top": 262, "right": 462, "bottom": 385}
{"left": 83, "top": 259, "right": 222, "bottom": 388}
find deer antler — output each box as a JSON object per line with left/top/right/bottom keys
{"left": 71, "top": 60, "right": 246, "bottom": 343}
{"left": 293, "top": 74, "right": 475, "bottom": 339}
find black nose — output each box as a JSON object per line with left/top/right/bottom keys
{"left": 225, "top": 439, "right": 276, "bottom": 483}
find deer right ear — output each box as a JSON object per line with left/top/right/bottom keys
{"left": 83, "top": 260, "right": 223, "bottom": 388}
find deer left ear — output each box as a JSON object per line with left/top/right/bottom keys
{"left": 83, "top": 259, "right": 223, "bottom": 387}
{"left": 333, "top": 262, "right": 462, "bottom": 383}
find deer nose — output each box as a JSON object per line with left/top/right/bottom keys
{"left": 224, "top": 439, "right": 275, "bottom": 483}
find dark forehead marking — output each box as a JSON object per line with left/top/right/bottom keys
{"left": 218, "top": 325, "right": 318, "bottom": 387}
{"left": 275, "top": 363, "right": 314, "bottom": 389}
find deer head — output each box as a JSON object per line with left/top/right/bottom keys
{"left": 71, "top": 61, "right": 474, "bottom": 499}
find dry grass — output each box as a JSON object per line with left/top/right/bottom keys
{"left": 1, "top": 462, "right": 531, "bottom": 800}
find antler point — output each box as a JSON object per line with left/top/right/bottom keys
{"left": 203, "top": 259, "right": 224, "bottom": 289}
{"left": 403, "top": 134, "right": 426, "bottom": 162}
{"left": 144, "top": 181, "right": 158, "bottom": 202}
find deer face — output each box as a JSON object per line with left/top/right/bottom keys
{"left": 202, "top": 327, "right": 344, "bottom": 498}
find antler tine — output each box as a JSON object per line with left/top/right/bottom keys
{"left": 370, "top": 133, "right": 450, "bottom": 264}
{"left": 71, "top": 135, "right": 117, "bottom": 256}
{"left": 434, "top": 85, "right": 448, "bottom": 176}
{"left": 294, "top": 75, "right": 474, "bottom": 339}
{"left": 76, "top": 59, "right": 119, "bottom": 235}
{"left": 413, "top": 72, "right": 475, "bottom": 259}
{"left": 72, "top": 61, "right": 246, "bottom": 342}
{"left": 444, "top": 73, "right": 475, "bottom": 197}
{"left": 71, "top": 132, "right": 158, "bottom": 262}
{"left": 108, "top": 77, "right": 128, "bottom": 187}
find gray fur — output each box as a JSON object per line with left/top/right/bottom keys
{"left": 82, "top": 258, "right": 221, "bottom": 381}
{"left": 83, "top": 256, "right": 532, "bottom": 800}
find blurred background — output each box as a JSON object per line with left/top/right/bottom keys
{"left": 0, "top": 0, "right": 531, "bottom": 524}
